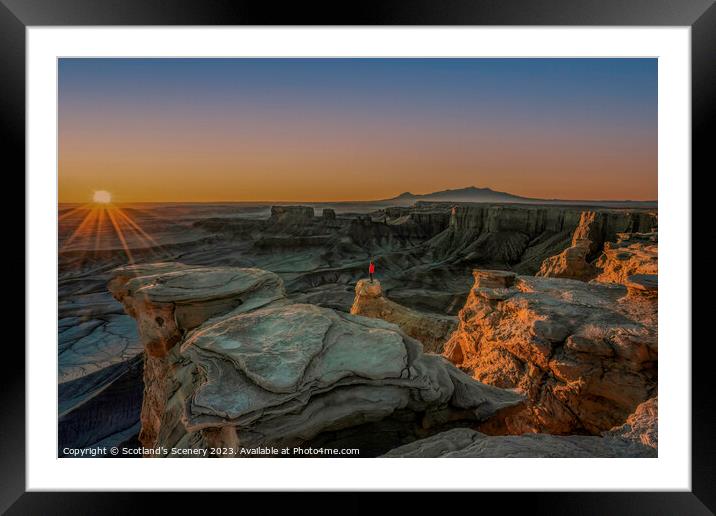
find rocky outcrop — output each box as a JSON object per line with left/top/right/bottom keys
{"left": 322, "top": 208, "right": 336, "bottom": 220}
{"left": 109, "top": 263, "right": 524, "bottom": 457}
{"left": 444, "top": 269, "right": 657, "bottom": 435}
{"left": 624, "top": 274, "right": 658, "bottom": 299}
{"left": 108, "top": 263, "right": 285, "bottom": 357}
{"left": 384, "top": 393, "right": 658, "bottom": 458}
{"left": 268, "top": 205, "right": 315, "bottom": 225}
{"left": 595, "top": 232, "right": 658, "bottom": 285}
{"left": 350, "top": 279, "right": 457, "bottom": 353}
{"left": 381, "top": 424, "right": 655, "bottom": 458}
{"left": 536, "top": 212, "right": 658, "bottom": 282}
{"left": 536, "top": 238, "right": 596, "bottom": 280}
{"left": 604, "top": 396, "right": 657, "bottom": 449}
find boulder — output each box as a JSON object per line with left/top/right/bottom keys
{"left": 444, "top": 269, "right": 657, "bottom": 435}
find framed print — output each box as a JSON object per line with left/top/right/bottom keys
{"left": 4, "top": 0, "right": 713, "bottom": 512}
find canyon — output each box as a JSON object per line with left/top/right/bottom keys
{"left": 58, "top": 198, "right": 657, "bottom": 457}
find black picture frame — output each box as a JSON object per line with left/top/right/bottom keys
{"left": 4, "top": 0, "right": 712, "bottom": 512}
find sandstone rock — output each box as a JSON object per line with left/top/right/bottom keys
{"left": 350, "top": 279, "right": 458, "bottom": 353}
{"left": 444, "top": 269, "right": 657, "bottom": 435}
{"left": 381, "top": 426, "right": 655, "bottom": 458}
{"left": 322, "top": 208, "right": 336, "bottom": 220}
{"left": 603, "top": 396, "right": 658, "bottom": 448}
{"left": 114, "top": 263, "right": 524, "bottom": 457}
{"left": 473, "top": 269, "right": 515, "bottom": 288}
{"left": 108, "top": 263, "right": 285, "bottom": 357}
{"left": 624, "top": 274, "right": 658, "bottom": 299}
{"left": 594, "top": 232, "right": 658, "bottom": 285}
{"left": 536, "top": 238, "right": 596, "bottom": 281}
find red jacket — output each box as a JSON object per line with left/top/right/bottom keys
{"left": 369, "top": 262, "right": 375, "bottom": 274}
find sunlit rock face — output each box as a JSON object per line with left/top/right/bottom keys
{"left": 594, "top": 232, "right": 658, "bottom": 285}
{"left": 110, "top": 263, "right": 524, "bottom": 457}
{"left": 350, "top": 279, "right": 457, "bottom": 353}
{"left": 603, "top": 396, "right": 658, "bottom": 449}
{"left": 444, "top": 269, "right": 657, "bottom": 435}
{"left": 536, "top": 211, "right": 658, "bottom": 282}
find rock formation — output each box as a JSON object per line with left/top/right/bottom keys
{"left": 594, "top": 232, "right": 658, "bottom": 285}
{"left": 444, "top": 269, "right": 657, "bottom": 435}
{"left": 624, "top": 274, "right": 658, "bottom": 299}
{"left": 536, "top": 212, "right": 658, "bottom": 282}
{"left": 109, "top": 263, "right": 524, "bottom": 457}
{"left": 382, "top": 427, "right": 655, "bottom": 457}
{"left": 322, "top": 208, "right": 336, "bottom": 220}
{"left": 536, "top": 238, "right": 596, "bottom": 280}
{"left": 350, "top": 279, "right": 457, "bottom": 353}
{"left": 429, "top": 205, "right": 656, "bottom": 274}
{"left": 60, "top": 200, "right": 658, "bottom": 454}
{"left": 603, "top": 396, "right": 657, "bottom": 449}
{"left": 384, "top": 394, "right": 658, "bottom": 458}
{"left": 268, "top": 205, "right": 315, "bottom": 225}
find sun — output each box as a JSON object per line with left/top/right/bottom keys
{"left": 93, "top": 190, "right": 112, "bottom": 204}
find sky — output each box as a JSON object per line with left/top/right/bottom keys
{"left": 58, "top": 58, "right": 657, "bottom": 203}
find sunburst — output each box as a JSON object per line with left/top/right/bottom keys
{"left": 59, "top": 192, "right": 163, "bottom": 266}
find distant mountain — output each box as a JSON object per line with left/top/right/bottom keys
{"left": 378, "top": 186, "right": 656, "bottom": 208}
{"left": 385, "top": 186, "right": 534, "bottom": 204}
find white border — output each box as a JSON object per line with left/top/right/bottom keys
{"left": 27, "top": 27, "right": 690, "bottom": 491}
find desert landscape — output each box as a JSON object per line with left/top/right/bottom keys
{"left": 58, "top": 191, "right": 658, "bottom": 457}
{"left": 58, "top": 57, "right": 657, "bottom": 458}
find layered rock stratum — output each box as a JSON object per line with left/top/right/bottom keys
{"left": 536, "top": 212, "right": 658, "bottom": 282}
{"left": 350, "top": 279, "right": 457, "bottom": 353}
{"left": 444, "top": 269, "right": 657, "bottom": 435}
{"left": 108, "top": 262, "right": 524, "bottom": 457}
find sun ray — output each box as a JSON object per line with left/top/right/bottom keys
{"left": 113, "top": 214, "right": 154, "bottom": 250}
{"left": 107, "top": 208, "right": 134, "bottom": 263}
{"left": 61, "top": 207, "right": 99, "bottom": 249}
{"left": 93, "top": 207, "right": 106, "bottom": 253}
{"left": 113, "top": 208, "right": 162, "bottom": 248}
{"left": 59, "top": 204, "right": 92, "bottom": 222}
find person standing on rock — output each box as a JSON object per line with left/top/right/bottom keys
{"left": 369, "top": 258, "right": 375, "bottom": 283}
